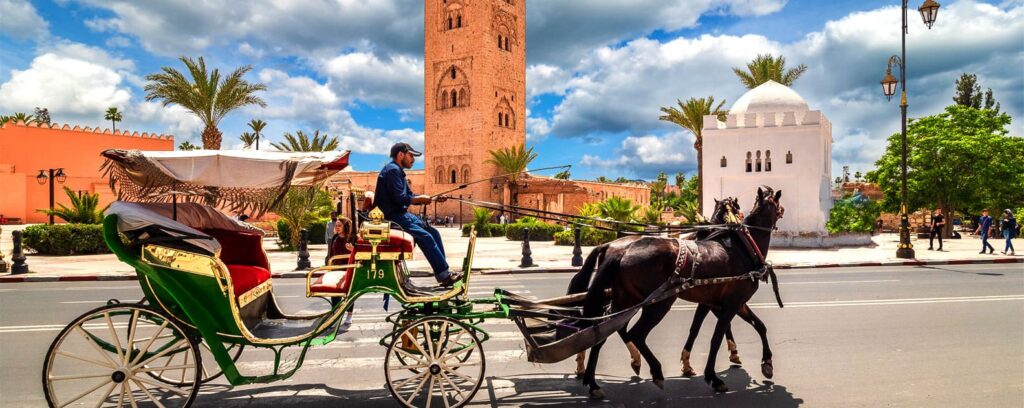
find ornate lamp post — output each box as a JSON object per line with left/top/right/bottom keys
{"left": 37, "top": 168, "right": 67, "bottom": 225}
{"left": 880, "top": 0, "right": 939, "bottom": 259}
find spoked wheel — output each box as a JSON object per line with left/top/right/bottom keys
{"left": 384, "top": 316, "right": 485, "bottom": 408}
{"left": 42, "top": 304, "right": 201, "bottom": 407}
{"left": 146, "top": 340, "right": 243, "bottom": 386}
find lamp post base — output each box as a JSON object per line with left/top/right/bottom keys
{"left": 896, "top": 247, "right": 915, "bottom": 259}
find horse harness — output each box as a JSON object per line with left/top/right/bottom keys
{"left": 670, "top": 223, "right": 775, "bottom": 295}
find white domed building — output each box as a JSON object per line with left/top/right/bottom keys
{"left": 701, "top": 80, "right": 836, "bottom": 245}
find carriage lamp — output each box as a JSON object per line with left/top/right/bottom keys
{"left": 919, "top": 0, "right": 940, "bottom": 29}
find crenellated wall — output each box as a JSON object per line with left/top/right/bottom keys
{"left": 0, "top": 121, "right": 174, "bottom": 223}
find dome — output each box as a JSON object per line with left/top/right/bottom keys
{"left": 730, "top": 80, "right": 809, "bottom": 114}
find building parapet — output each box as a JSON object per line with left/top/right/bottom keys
{"left": 704, "top": 110, "right": 827, "bottom": 131}
{"left": 0, "top": 120, "right": 174, "bottom": 140}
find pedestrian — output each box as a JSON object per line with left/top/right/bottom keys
{"left": 928, "top": 207, "right": 945, "bottom": 251}
{"left": 975, "top": 209, "right": 995, "bottom": 254}
{"left": 325, "top": 211, "right": 339, "bottom": 246}
{"left": 1000, "top": 209, "right": 1016, "bottom": 255}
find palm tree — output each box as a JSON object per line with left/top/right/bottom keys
{"left": 247, "top": 119, "right": 267, "bottom": 150}
{"left": 144, "top": 56, "right": 267, "bottom": 149}
{"left": 1, "top": 112, "right": 37, "bottom": 125}
{"left": 659, "top": 96, "right": 728, "bottom": 214}
{"left": 177, "top": 141, "right": 200, "bottom": 151}
{"left": 554, "top": 169, "right": 571, "bottom": 180}
{"left": 597, "top": 196, "right": 640, "bottom": 223}
{"left": 239, "top": 132, "right": 257, "bottom": 149}
{"left": 732, "top": 53, "right": 807, "bottom": 89}
{"left": 36, "top": 187, "right": 108, "bottom": 224}
{"left": 485, "top": 144, "right": 537, "bottom": 208}
{"left": 270, "top": 130, "right": 339, "bottom": 152}
{"left": 104, "top": 107, "right": 123, "bottom": 133}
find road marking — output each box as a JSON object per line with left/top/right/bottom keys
{"left": 235, "top": 349, "right": 527, "bottom": 372}
{"left": 782, "top": 279, "right": 900, "bottom": 285}
{"left": 59, "top": 300, "right": 110, "bottom": 304}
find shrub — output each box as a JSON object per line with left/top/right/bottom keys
{"left": 462, "top": 223, "right": 505, "bottom": 238}
{"left": 504, "top": 221, "right": 564, "bottom": 241}
{"left": 21, "top": 224, "right": 110, "bottom": 255}
{"left": 307, "top": 219, "right": 328, "bottom": 245}
{"left": 554, "top": 227, "right": 617, "bottom": 246}
{"left": 826, "top": 195, "right": 882, "bottom": 234}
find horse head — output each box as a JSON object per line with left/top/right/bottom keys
{"left": 746, "top": 186, "right": 784, "bottom": 230}
{"left": 711, "top": 197, "right": 742, "bottom": 224}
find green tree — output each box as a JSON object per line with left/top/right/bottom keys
{"left": 594, "top": 176, "right": 610, "bottom": 183}
{"left": 953, "top": 73, "right": 1000, "bottom": 113}
{"left": 866, "top": 105, "right": 1024, "bottom": 237}
{"left": 638, "top": 206, "right": 663, "bottom": 225}
{"left": 145, "top": 56, "right": 267, "bottom": 149}
{"left": 472, "top": 207, "right": 494, "bottom": 235}
{"left": 247, "top": 119, "right": 267, "bottom": 150}
{"left": 273, "top": 188, "right": 332, "bottom": 249}
{"left": 826, "top": 194, "right": 882, "bottom": 234}
{"left": 485, "top": 144, "right": 537, "bottom": 208}
{"left": 659, "top": 96, "right": 728, "bottom": 214}
{"left": 104, "top": 107, "right": 123, "bottom": 133}
{"left": 34, "top": 107, "right": 50, "bottom": 125}
{"left": 36, "top": 187, "right": 108, "bottom": 224}
{"left": 554, "top": 169, "right": 571, "bottom": 179}
{"left": 650, "top": 171, "right": 668, "bottom": 201}
{"left": 177, "top": 141, "right": 200, "bottom": 151}
{"left": 271, "top": 129, "right": 339, "bottom": 152}
{"left": 597, "top": 196, "right": 640, "bottom": 223}
{"left": 1, "top": 112, "right": 37, "bottom": 125}
{"left": 239, "top": 132, "right": 257, "bottom": 149}
{"left": 732, "top": 53, "right": 807, "bottom": 89}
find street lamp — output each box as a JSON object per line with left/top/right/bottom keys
{"left": 880, "top": 0, "right": 939, "bottom": 259}
{"left": 37, "top": 168, "right": 67, "bottom": 225}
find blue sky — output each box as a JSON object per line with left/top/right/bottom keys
{"left": 1, "top": 0, "right": 1021, "bottom": 180}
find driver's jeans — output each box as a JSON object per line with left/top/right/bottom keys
{"left": 391, "top": 212, "right": 450, "bottom": 281}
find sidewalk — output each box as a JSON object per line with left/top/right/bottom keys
{"left": 1, "top": 226, "right": 1019, "bottom": 282}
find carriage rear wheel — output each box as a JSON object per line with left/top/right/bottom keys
{"left": 42, "top": 304, "right": 201, "bottom": 407}
{"left": 384, "top": 316, "right": 485, "bottom": 408}
{"left": 145, "top": 340, "right": 244, "bottom": 386}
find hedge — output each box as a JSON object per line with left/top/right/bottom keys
{"left": 21, "top": 224, "right": 110, "bottom": 255}
{"left": 554, "top": 227, "right": 617, "bottom": 246}
{"left": 504, "top": 222, "right": 564, "bottom": 241}
{"left": 462, "top": 223, "right": 506, "bottom": 238}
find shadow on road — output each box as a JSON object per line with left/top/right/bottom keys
{"left": 192, "top": 366, "right": 803, "bottom": 407}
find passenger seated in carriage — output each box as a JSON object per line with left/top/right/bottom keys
{"left": 375, "top": 142, "right": 462, "bottom": 287}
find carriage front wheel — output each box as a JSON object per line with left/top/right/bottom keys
{"left": 42, "top": 304, "right": 201, "bottom": 407}
{"left": 384, "top": 316, "right": 485, "bottom": 408}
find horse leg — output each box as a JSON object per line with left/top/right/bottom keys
{"left": 625, "top": 299, "right": 674, "bottom": 389}
{"left": 575, "top": 351, "right": 586, "bottom": 378}
{"left": 704, "top": 307, "right": 738, "bottom": 393}
{"left": 617, "top": 326, "right": 642, "bottom": 375}
{"left": 681, "top": 303, "right": 712, "bottom": 377}
{"left": 736, "top": 304, "right": 773, "bottom": 379}
{"left": 583, "top": 339, "right": 608, "bottom": 399}
{"left": 718, "top": 308, "right": 741, "bottom": 365}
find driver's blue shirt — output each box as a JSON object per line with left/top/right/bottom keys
{"left": 374, "top": 161, "right": 414, "bottom": 221}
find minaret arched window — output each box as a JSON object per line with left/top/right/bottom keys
{"left": 786, "top": 150, "right": 793, "bottom": 164}
{"left": 720, "top": 156, "right": 727, "bottom": 168}
{"left": 456, "top": 15, "right": 462, "bottom": 28}
{"left": 450, "top": 169, "right": 457, "bottom": 184}
{"left": 765, "top": 150, "right": 772, "bottom": 172}
{"left": 448, "top": 17, "right": 453, "bottom": 30}
{"left": 745, "top": 152, "right": 752, "bottom": 173}
{"left": 755, "top": 150, "right": 762, "bottom": 172}
{"left": 505, "top": 113, "right": 511, "bottom": 128}
{"left": 504, "top": 36, "right": 510, "bottom": 51}
{"left": 498, "top": 35, "right": 503, "bottom": 49}
{"left": 497, "top": 112, "right": 503, "bottom": 126}
{"left": 451, "top": 67, "right": 456, "bottom": 79}
{"left": 451, "top": 91, "right": 458, "bottom": 108}
{"left": 462, "top": 166, "right": 470, "bottom": 184}
{"left": 441, "top": 90, "right": 448, "bottom": 109}
{"left": 436, "top": 167, "right": 445, "bottom": 184}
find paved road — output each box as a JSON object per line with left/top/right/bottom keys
{"left": 2, "top": 264, "right": 1022, "bottom": 407}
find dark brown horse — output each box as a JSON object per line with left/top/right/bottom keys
{"left": 570, "top": 187, "right": 784, "bottom": 398}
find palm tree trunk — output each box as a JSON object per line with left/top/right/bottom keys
{"left": 112, "top": 121, "right": 116, "bottom": 133}
{"left": 201, "top": 125, "right": 223, "bottom": 150}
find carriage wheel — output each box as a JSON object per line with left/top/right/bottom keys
{"left": 384, "top": 316, "right": 485, "bottom": 408}
{"left": 145, "top": 340, "right": 243, "bottom": 385}
{"left": 42, "top": 304, "right": 201, "bottom": 407}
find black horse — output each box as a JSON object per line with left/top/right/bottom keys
{"left": 569, "top": 187, "right": 784, "bottom": 398}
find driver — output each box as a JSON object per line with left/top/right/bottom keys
{"left": 375, "top": 142, "right": 463, "bottom": 286}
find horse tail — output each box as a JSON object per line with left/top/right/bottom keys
{"left": 566, "top": 244, "right": 609, "bottom": 295}
{"left": 768, "top": 266, "right": 784, "bottom": 308}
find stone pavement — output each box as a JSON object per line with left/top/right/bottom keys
{"left": 0, "top": 224, "right": 1019, "bottom": 282}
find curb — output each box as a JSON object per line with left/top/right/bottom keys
{"left": 1, "top": 257, "right": 1020, "bottom": 283}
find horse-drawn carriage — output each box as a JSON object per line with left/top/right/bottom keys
{"left": 42, "top": 149, "right": 786, "bottom": 407}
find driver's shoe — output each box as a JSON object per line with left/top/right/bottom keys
{"left": 439, "top": 270, "right": 464, "bottom": 287}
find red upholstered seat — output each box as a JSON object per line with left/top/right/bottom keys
{"left": 310, "top": 271, "right": 353, "bottom": 294}
{"left": 355, "top": 230, "right": 414, "bottom": 253}
{"left": 225, "top": 264, "right": 271, "bottom": 296}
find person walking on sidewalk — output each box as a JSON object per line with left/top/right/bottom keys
{"left": 975, "top": 209, "right": 995, "bottom": 254}
{"left": 1000, "top": 209, "right": 1016, "bottom": 255}
{"left": 928, "top": 207, "right": 946, "bottom": 251}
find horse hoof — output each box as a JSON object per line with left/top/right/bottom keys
{"left": 714, "top": 383, "right": 730, "bottom": 393}
{"left": 589, "top": 388, "right": 605, "bottom": 400}
{"left": 762, "top": 362, "right": 774, "bottom": 379}
{"left": 631, "top": 361, "right": 642, "bottom": 375}
{"left": 729, "top": 354, "right": 742, "bottom": 365}
{"left": 705, "top": 378, "right": 729, "bottom": 393}
{"left": 653, "top": 379, "right": 665, "bottom": 390}
{"left": 681, "top": 367, "right": 696, "bottom": 377}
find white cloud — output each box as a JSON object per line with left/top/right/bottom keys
{"left": 580, "top": 131, "right": 694, "bottom": 178}
{"left": 104, "top": 36, "right": 132, "bottom": 48}
{"left": 317, "top": 52, "right": 423, "bottom": 108}
{"left": 0, "top": 0, "right": 49, "bottom": 41}
{"left": 526, "top": 114, "right": 551, "bottom": 142}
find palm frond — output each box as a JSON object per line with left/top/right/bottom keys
{"left": 36, "top": 187, "right": 107, "bottom": 223}
{"left": 271, "top": 129, "right": 339, "bottom": 152}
